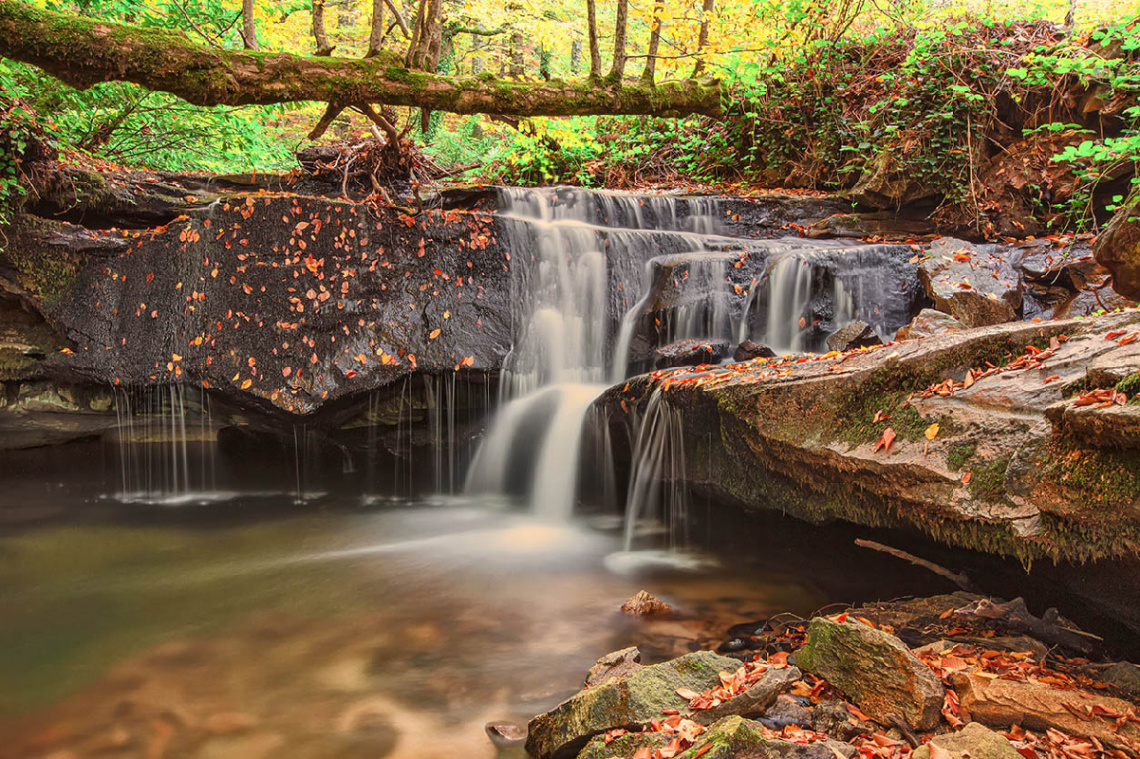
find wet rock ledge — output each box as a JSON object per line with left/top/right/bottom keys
{"left": 520, "top": 594, "right": 1140, "bottom": 759}
{"left": 602, "top": 308, "right": 1140, "bottom": 565}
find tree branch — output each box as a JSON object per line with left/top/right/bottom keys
{"left": 0, "top": 1, "right": 722, "bottom": 118}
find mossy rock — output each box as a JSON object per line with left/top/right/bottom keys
{"left": 795, "top": 618, "right": 944, "bottom": 731}
{"left": 525, "top": 650, "right": 740, "bottom": 759}
{"left": 676, "top": 716, "right": 855, "bottom": 759}
{"left": 911, "top": 722, "right": 1022, "bottom": 759}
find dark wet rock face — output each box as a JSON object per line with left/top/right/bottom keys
{"left": 734, "top": 340, "right": 776, "bottom": 361}
{"left": 654, "top": 339, "right": 731, "bottom": 369}
{"left": 10, "top": 195, "right": 513, "bottom": 416}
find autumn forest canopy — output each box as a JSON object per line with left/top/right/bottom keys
{"left": 0, "top": 0, "right": 1139, "bottom": 234}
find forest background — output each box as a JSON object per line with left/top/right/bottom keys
{"left": 1, "top": 0, "right": 1138, "bottom": 237}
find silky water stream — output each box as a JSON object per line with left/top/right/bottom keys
{"left": 0, "top": 188, "right": 936, "bottom": 759}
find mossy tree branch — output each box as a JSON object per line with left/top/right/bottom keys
{"left": 0, "top": 1, "right": 723, "bottom": 118}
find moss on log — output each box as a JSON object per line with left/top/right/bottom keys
{"left": 0, "top": 2, "right": 723, "bottom": 118}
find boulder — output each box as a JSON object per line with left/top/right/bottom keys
{"left": 951, "top": 671, "right": 1140, "bottom": 750}
{"left": 654, "top": 339, "right": 731, "bottom": 369}
{"left": 850, "top": 152, "right": 937, "bottom": 209}
{"left": 1102, "top": 661, "right": 1140, "bottom": 699}
{"left": 911, "top": 722, "right": 1022, "bottom": 759}
{"left": 693, "top": 666, "right": 802, "bottom": 725}
{"left": 826, "top": 321, "right": 882, "bottom": 352}
{"left": 918, "top": 238, "right": 1022, "bottom": 327}
{"left": 585, "top": 647, "right": 643, "bottom": 688}
{"left": 795, "top": 618, "right": 944, "bottom": 731}
{"left": 525, "top": 650, "right": 741, "bottom": 759}
{"left": 679, "top": 716, "right": 856, "bottom": 759}
{"left": 1094, "top": 191, "right": 1140, "bottom": 300}
{"left": 734, "top": 339, "right": 777, "bottom": 361}
{"left": 894, "top": 308, "right": 963, "bottom": 341}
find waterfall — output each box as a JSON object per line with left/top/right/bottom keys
{"left": 622, "top": 389, "right": 688, "bottom": 552}
{"left": 465, "top": 188, "right": 720, "bottom": 520}
{"left": 112, "top": 384, "right": 216, "bottom": 504}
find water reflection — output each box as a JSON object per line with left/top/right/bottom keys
{"left": 0, "top": 498, "right": 821, "bottom": 759}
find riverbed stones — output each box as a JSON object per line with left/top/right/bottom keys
{"left": 910, "top": 722, "right": 1021, "bottom": 759}
{"left": 524, "top": 650, "right": 740, "bottom": 759}
{"left": 692, "top": 666, "right": 802, "bottom": 725}
{"left": 951, "top": 671, "right": 1140, "bottom": 750}
{"left": 918, "top": 238, "right": 1022, "bottom": 327}
{"left": 795, "top": 618, "right": 944, "bottom": 731}
{"left": 681, "top": 716, "right": 857, "bottom": 759}
{"left": 585, "top": 646, "right": 643, "bottom": 687}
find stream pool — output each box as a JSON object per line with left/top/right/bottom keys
{"left": 0, "top": 493, "right": 965, "bottom": 759}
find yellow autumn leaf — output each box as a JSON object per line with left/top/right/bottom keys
{"left": 241, "top": 379, "right": 252, "bottom": 390}
{"left": 925, "top": 423, "right": 939, "bottom": 440}
{"left": 429, "top": 328, "right": 441, "bottom": 339}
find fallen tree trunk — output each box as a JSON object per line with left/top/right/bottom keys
{"left": 0, "top": 1, "right": 723, "bottom": 117}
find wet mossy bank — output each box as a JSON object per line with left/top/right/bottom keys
{"left": 601, "top": 311, "right": 1140, "bottom": 566}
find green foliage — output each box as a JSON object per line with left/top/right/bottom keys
{"left": 0, "top": 75, "right": 45, "bottom": 250}
{"left": 0, "top": 59, "right": 297, "bottom": 173}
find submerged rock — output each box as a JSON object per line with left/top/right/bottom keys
{"left": 910, "top": 721, "right": 1021, "bottom": 759}
{"left": 621, "top": 590, "right": 671, "bottom": 615}
{"left": 525, "top": 650, "right": 739, "bottom": 759}
{"left": 795, "top": 617, "right": 944, "bottom": 730}
{"left": 918, "top": 238, "right": 1022, "bottom": 327}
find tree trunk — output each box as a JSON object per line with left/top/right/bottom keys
{"left": 366, "top": 0, "right": 385, "bottom": 57}
{"left": 241, "top": 0, "right": 258, "bottom": 51}
{"left": 406, "top": 0, "right": 443, "bottom": 70}
{"left": 692, "top": 0, "right": 714, "bottom": 78}
{"left": 586, "top": 0, "right": 602, "bottom": 79}
{"left": 311, "top": 0, "right": 334, "bottom": 56}
{"left": 0, "top": 2, "right": 722, "bottom": 117}
{"left": 641, "top": 1, "right": 664, "bottom": 84}
{"left": 609, "top": 0, "right": 629, "bottom": 81}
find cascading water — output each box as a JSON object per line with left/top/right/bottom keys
{"left": 621, "top": 388, "right": 688, "bottom": 552}
{"left": 465, "top": 188, "right": 721, "bottom": 519}
{"left": 112, "top": 384, "right": 217, "bottom": 504}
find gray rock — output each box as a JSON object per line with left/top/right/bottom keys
{"left": 795, "top": 617, "right": 944, "bottom": 731}
{"left": 911, "top": 722, "right": 1022, "bottom": 759}
{"left": 918, "top": 238, "right": 1022, "bottom": 327}
{"left": 1102, "top": 661, "right": 1140, "bottom": 698}
{"left": 894, "top": 308, "right": 962, "bottom": 341}
{"left": 764, "top": 694, "right": 813, "bottom": 727}
{"left": 585, "top": 646, "right": 643, "bottom": 688}
{"left": 693, "top": 666, "right": 801, "bottom": 725}
{"left": 826, "top": 321, "right": 882, "bottom": 352}
{"left": 525, "top": 650, "right": 741, "bottom": 759}
{"left": 654, "top": 339, "right": 730, "bottom": 369}
{"left": 811, "top": 699, "right": 876, "bottom": 741}
{"left": 734, "top": 339, "right": 777, "bottom": 361}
